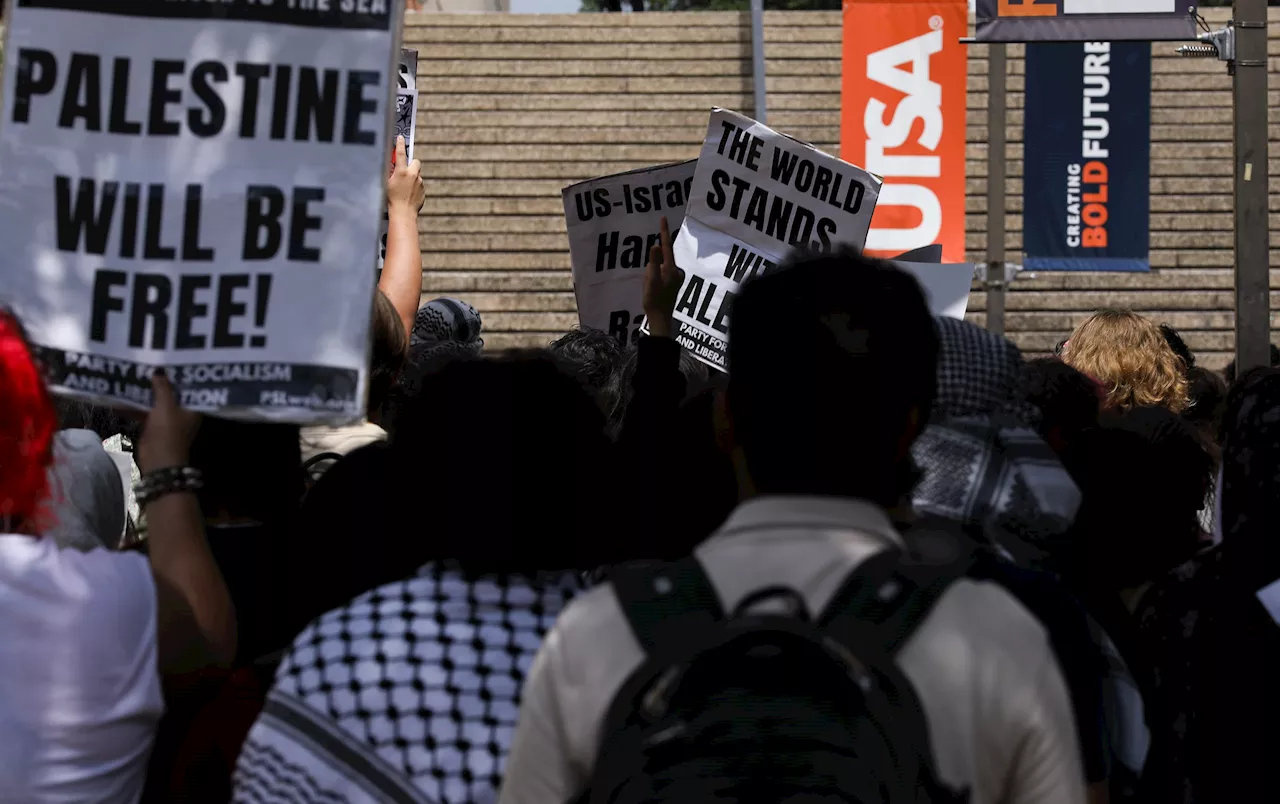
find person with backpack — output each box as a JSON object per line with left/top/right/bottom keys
{"left": 498, "top": 251, "right": 1087, "bottom": 804}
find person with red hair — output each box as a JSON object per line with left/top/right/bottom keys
{"left": 0, "top": 310, "right": 236, "bottom": 803}
{"left": 0, "top": 310, "right": 58, "bottom": 531}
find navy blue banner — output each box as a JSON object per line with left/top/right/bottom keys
{"left": 1024, "top": 41, "right": 1151, "bottom": 272}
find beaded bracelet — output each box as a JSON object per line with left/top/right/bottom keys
{"left": 134, "top": 466, "right": 204, "bottom": 507}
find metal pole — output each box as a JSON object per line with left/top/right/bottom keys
{"left": 985, "top": 44, "right": 1007, "bottom": 336}
{"left": 1233, "top": 4, "right": 1270, "bottom": 373}
{"left": 750, "top": 0, "right": 767, "bottom": 125}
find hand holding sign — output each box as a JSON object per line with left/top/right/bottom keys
{"left": 382, "top": 135, "right": 428, "bottom": 339}
{"left": 644, "top": 216, "right": 684, "bottom": 339}
{"left": 387, "top": 136, "right": 425, "bottom": 214}
{"left": 138, "top": 372, "right": 202, "bottom": 473}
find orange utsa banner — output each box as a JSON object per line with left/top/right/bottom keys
{"left": 842, "top": 0, "right": 968, "bottom": 264}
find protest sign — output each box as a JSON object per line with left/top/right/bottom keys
{"left": 888, "top": 246, "right": 974, "bottom": 319}
{"left": 562, "top": 160, "right": 697, "bottom": 346}
{"left": 842, "top": 0, "right": 967, "bottom": 264}
{"left": 671, "top": 108, "right": 882, "bottom": 371}
{"left": 378, "top": 47, "right": 419, "bottom": 273}
{"left": 895, "top": 262, "right": 975, "bottom": 319}
{"left": 1024, "top": 42, "right": 1151, "bottom": 271}
{"left": 398, "top": 48, "right": 419, "bottom": 93}
{"left": 0, "top": 0, "right": 402, "bottom": 423}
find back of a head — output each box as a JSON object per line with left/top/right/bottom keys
{"left": 1069, "top": 406, "right": 1211, "bottom": 588}
{"left": 412, "top": 297, "right": 483, "bottom": 347}
{"left": 1022, "top": 357, "right": 1101, "bottom": 452}
{"left": 728, "top": 250, "right": 938, "bottom": 502}
{"left": 388, "top": 350, "right": 613, "bottom": 573}
{"left": 604, "top": 343, "right": 712, "bottom": 437}
{"left": 370, "top": 290, "right": 409, "bottom": 417}
{"left": 191, "top": 417, "right": 302, "bottom": 525}
{"left": 1160, "top": 323, "right": 1196, "bottom": 369}
{"left": 0, "top": 310, "right": 57, "bottom": 531}
{"left": 1063, "top": 308, "right": 1190, "bottom": 413}
{"left": 1184, "top": 365, "right": 1227, "bottom": 441}
{"left": 549, "top": 327, "right": 625, "bottom": 403}
{"left": 1224, "top": 343, "right": 1280, "bottom": 384}
{"left": 383, "top": 339, "right": 482, "bottom": 437}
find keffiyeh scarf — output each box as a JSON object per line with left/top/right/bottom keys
{"left": 233, "top": 562, "right": 580, "bottom": 804}
{"left": 912, "top": 318, "right": 1081, "bottom": 569}
{"left": 413, "top": 298, "right": 483, "bottom": 348}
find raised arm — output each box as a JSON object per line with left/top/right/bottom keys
{"left": 139, "top": 371, "right": 237, "bottom": 673}
{"left": 618, "top": 215, "right": 686, "bottom": 447}
{"left": 379, "top": 134, "right": 427, "bottom": 340}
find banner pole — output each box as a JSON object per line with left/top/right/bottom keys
{"left": 985, "top": 43, "right": 1007, "bottom": 336}
{"left": 1233, "top": 2, "right": 1270, "bottom": 373}
{"left": 751, "top": 0, "right": 767, "bottom": 125}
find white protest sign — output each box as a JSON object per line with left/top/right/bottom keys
{"left": 0, "top": 0, "right": 402, "bottom": 424}
{"left": 562, "top": 160, "right": 696, "bottom": 346}
{"left": 377, "top": 47, "right": 418, "bottom": 272}
{"left": 894, "top": 262, "right": 975, "bottom": 320}
{"left": 672, "top": 108, "right": 882, "bottom": 371}
{"left": 888, "top": 246, "right": 973, "bottom": 321}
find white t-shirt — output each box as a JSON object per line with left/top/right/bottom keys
{"left": 0, "top": 534, "right": 164, "bottom": 803}
{"left": 299, "top": 422, "right": 388, "bottom": 479}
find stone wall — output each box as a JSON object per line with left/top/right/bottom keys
{"left": 406, "top": 9, "right": 1277, "bottom": 366}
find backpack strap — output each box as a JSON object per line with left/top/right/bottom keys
{"left": 819, "top": 545, "right": 972, "bottom": 657}
{"left": 302, "top": 451, "right": 345, "bottom": 476}
{"left": 611, "top": 556, "right": 725, "bottom": 654}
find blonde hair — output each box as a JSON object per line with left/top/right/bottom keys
{"left": 1063, "top": 309, "right": 1190, "bottom": 413}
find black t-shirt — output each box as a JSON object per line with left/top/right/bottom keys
{"left": 284, "top": 442, "right": 398, "bottom": 640}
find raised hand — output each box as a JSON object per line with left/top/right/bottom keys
{"left": 643, "top": 215, "right": 684, "bottom": 339}
{"left": 387, "top": 134, "right": 425, "bottom": 214}
{"left": 138, "top": 371, "right": 202, "bottom": 473}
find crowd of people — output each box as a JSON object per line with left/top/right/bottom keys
{"left": 3, "top": 144, "right": 1280, "bottom": 804}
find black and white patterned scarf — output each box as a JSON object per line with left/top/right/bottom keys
{"left": 232, "top": 562, "right": 581, "bottom": 804}
{"left": 912, "top": 318, "right": 1081, "bottom": 569}
{"left": 412, "top": 298, "right": 483, "bottom": 348}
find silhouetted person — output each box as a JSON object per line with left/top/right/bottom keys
{"left": 501, "top": 252, "right": 1087, "bottom": 804}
